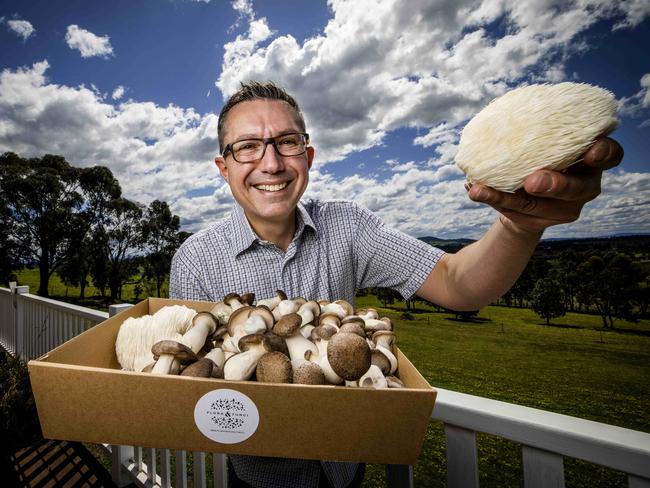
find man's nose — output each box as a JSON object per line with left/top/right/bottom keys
{"left": 258, "top": 142, "right": 284, "bottom": 173}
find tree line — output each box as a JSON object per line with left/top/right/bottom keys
{"left": 0, "top": 152, "right": 190, "bottom": 301}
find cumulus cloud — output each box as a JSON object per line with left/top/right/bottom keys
{"left": 0, "top": 61, "right": 222, "bottom": 227}
{"left": 619, "top": 72, "right": 650, "bottom": 127}
{"left": 112, "top": 85, "right": 125, "bottom": 100}
{"left": 216, "top": 0, "right": 646, "bottom": 166}
{"left": 65, "top": 25, "right": 114, "bottom": 58}
{"left": 6, "top": 19, "right": 35, "bottom": 40}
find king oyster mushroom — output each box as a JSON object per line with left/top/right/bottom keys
{"left": 150, "top": 340, "right": 198, "bottom": 375}
{"left": 307, "top": 324, "right": 342, "bottom": 384}
{"left": 272, "top": 313, "right": 318, "bottom": 368}
{"left": 180, "top": 358, "right": 214, "bottom": 378}
{"left": 223, "top": 334, "right": 273, "bottom": 381}
{"left": 359, "top": 364, "right": 388, "bottom": 389}
{"left": 272, "top": 298, "right": 301, "bottom": 322}
{"left": 293, "top": 361, "right": 325, "bottom": 385}
{"left": 326, "top": 332, "right": 371, "bottom": 383}
{"left": 256, "top": 290, "right": 287, "bottom": 311}
{"left": 297, "top": 300, "right": 321, "bottom": 338}
{"left": 372, "top": 330, "right": 398, "bottom": 375}
{"left": 256, "top": 351, "right": 293, "bottom": 383}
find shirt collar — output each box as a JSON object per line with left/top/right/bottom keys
{"left": 229, "top": 201, "right": 317, "bottom": 257}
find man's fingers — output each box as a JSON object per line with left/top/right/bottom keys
{"left": 524, "top": 169, "right": 601, "bottom": 202}
{"left": 468, "top": 184, "right": 583, "bottom": 221}
{"left": 582, "top": 137, "right": 624, "bottom": 170}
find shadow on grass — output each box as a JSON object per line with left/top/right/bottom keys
{"left": 607, "top": 327, "right": 650, "bottom": 337}
{"left": 446, "top": 316, "right": 492, "bottom": 324}
{"left": 538, "top": 322, "right": 584, "bottom": 329}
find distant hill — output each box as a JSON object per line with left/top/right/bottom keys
{"left": 418, "top": 234, "right": 650, "bottom": 255}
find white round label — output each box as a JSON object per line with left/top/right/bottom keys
{"left": 194, "top": 389, "right": 260, "bottom": 444}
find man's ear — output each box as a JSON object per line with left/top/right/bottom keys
{"left": 215, "top": 156, "right": 228, "bottom": 181}
{"left": 307, "top": 146, "right": 315, "bottom": 170}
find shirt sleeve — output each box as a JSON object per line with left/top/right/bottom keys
{"left": 351, "top": 203, "right": 445, "bottom": 299}
{"left": 169, "top": 242, "right": 212, "bottom": 301}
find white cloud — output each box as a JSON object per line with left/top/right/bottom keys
{"left": 6, "top": 19, "right": 35, "bottom": 40}
{"left": 613, "top": 0, "right": 650, "bottom": 30}
{"left": 65, "top": 25, "right": 114, "bottom": 58}
{"left": 112, "top": 85, "right": 126, "bottom": 100}
{"left": 216, "top": 0, "right": 647, "bottom": 167}
{"left": 619, "top": 72, "right": 650, "bottom": 126}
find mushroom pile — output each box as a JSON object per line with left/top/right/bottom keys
{"left": 455, "top": 82, "right": 618, "bottom": 193}
{"left": 116, "top": 291, "right": 405, "bottom": 388}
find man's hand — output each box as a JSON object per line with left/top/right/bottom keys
{"left": 466, "top": 137, "right": 624, "bottom": 234}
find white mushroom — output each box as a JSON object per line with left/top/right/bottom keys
{"left": 256, "top": 290, "right": 287, "bottom": 311}
{"left": 223, "top": 334, "right": 273, "bottom": 381}
{"left": 359, "top": 364, "right": 388, "bottom": 389}
{"left": 373, "top": 331, "right": 398, "bottom": 375}
{"left": 115, "top": 305, "right": 196, "bottom": 372}
{"left": 180, "top": 311, "right": 217, "bottom": 353}
{"left": 150, "top": 340, "right": 197, "bottom": 375}
{"left": 455, "top": 82, "right": 619, "bottom": 192}
{"left": 308, "top": 325, "right": 343, "bottom": 384}
{"left": 272, "top": 299, "right": 301, "bottom": 321}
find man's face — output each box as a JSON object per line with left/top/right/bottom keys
{"left": 215, "top": 99, "right": 314, "bottom": 230}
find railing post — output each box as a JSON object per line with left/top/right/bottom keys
{"left": 109, "top": 304, "right": 133, "bottom": 317}
{"left": 386, "top": 464, "right": 414, "bottom": 488}
{"left": 108, "top": 303, "right": 134, "bottom": 487}
{"left": 13, "top": 285, "right": 29, "bottom": 360}
{"left": 444, "top": 424, "right": 479, "bottom": 488}
{"left": 522, "top": 445, "right": 565, "bottom": 488}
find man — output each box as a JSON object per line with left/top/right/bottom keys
{"left": 170, "top": 81, "right": 623, "bottom": 488}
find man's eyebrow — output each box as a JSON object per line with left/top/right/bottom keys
{"left": 231, "top": 129, "right": 302, "bottom": 142}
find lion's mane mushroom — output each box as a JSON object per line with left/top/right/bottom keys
{"left": 223, "top": 334, "right": 273, "bottom": 381}
{"left": 150, "top": 340, "right": 198, "bottom": 375}
{"left": 327, "top": 332, "right": 371, "bottom": 383}
{"left": 115, "top": 305, "right": 197, "bottom": 372}
{"left": 256, "top": 351, "right": 293, "bottom": 383}
{"left": 455, "top": 82, "right": 619, "bottom": 192}
{"left": 272, "top": 313, "right": 318, "bottom": 368}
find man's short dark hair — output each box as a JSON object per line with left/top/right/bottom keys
{"left": 217, "top": 81, "right": 306, "bottom": 154}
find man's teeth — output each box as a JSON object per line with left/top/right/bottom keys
{"left": 255, "top": 183, "right": 288, "bottom": 192}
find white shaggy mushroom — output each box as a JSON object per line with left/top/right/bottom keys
{"left": 115, "top": 305, "right": 197, "bottom": 372}
{"left": 455, "top": 82, "right": 618, "bottom": 193}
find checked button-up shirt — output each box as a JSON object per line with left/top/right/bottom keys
{"left": 170, "top": 198, "right": 444, "bottom": 488}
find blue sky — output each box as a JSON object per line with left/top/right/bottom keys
{"left": 1, "top": 0, "right": 649, "bottom": 239}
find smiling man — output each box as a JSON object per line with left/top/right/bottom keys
{"left": 170, "top": 81, "right": 622, "bottom": 488}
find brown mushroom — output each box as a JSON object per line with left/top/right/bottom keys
{"left": 150, "top": 340, "right": 198, "bottom": 375}
{"left": 256, "top": 352, "right": 293, "bottom": 383}
{"left": 326, "top": 332, "right": 371, "bottom": 382}
{"left": 293, "top": 361, "right": 325, "bottom": 385}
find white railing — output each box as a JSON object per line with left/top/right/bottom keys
{"left": 1, "top": 286, "right": 649, "bottom": 488}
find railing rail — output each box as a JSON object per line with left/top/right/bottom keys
{"left": 1, "top": 287, "right": 649, "bottom": 488}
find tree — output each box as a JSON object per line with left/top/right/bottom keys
{"left": 0, "top": 153, "right": 83, "bottom": 296}
{"left": 576, "top": 253, "right": 645, "bottom": 328}
{"left": 141, "top": 200, "right": 182, "bottom": 297}
{"left": 531, "top": 277, "right": 566, "bottom": 325}
{"left": 99, "top": 198, "right": 144, "bottom": 301}
{"left": 375, "top": 287, "right": 401, "bottom": 307}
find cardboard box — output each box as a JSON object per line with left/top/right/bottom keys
{"left": 28, "top": 298, "right": 437, "bottom": 464}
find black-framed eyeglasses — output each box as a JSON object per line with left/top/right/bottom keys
{"left": 222, "top": 132, "right": 310, "bottom": 163}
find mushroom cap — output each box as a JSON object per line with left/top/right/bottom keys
{"left": 338, "top": 322, "right": 366, "bottom": 337}
{"left": 227, "top": 305, "right": 254, "bottom": 335}
{"left": 256, "top": 352, "right": 293, "bottom": 383}
{"left": 293, "top": 361, "right": 325, "bottom": 385}
{"left": 238, "top": 333, "right": 272, "bottom": 353}
{"left": 223, "top": 292, "right": 244, "bottom": 307}
{"left": 318, "top": 312, "right": 341, "bottom": 328}
{"left": 293, "top": 297, "right": 307, "bottom": 307}
{"left": 180, "top": 358, "right": 214, "bottom": 378}
{"left": 372, "top": 330, "right": 396, "bottom": 348}
{"left": 386, "top": 375, "right": 405, "bottom": 388}
{"left": 371, "top": 348, "right": 391, "bottom": 375}
{"left": 299, "top": 300, "right": 321, "bottom": 318}
{"left": 272, "top": 313, "right": 302, "bottom": 337}
{"left": 310, "top": 324, "right": 338, "bottom": 342}
{"left": 341, "top": 315, "right": 365, "bottom": 326}
{"left": 334, "top": 300, "right": 354, "bottom": 316}
{"left": 326, "top": 332, "right": 371, "bottom": 381}
{"left": 263, "top": 330, "right": 290, "bottom": 356}
{"left": 250, "top": 306, "right": 274, "bottom": 330}
{"left": 192, "top": 311, "right": 218, "bottom": 333}
{"left": 276, "top": 290, "right": 288, "bottom": 300}
{"left": 151, "top": 340, "right": 197, "bottom": 363}
{"left": 455, "top": 82, "right": 618, "bottom": 192}
{"left": 240, "top": 292, "right": 256, "bottom": 305}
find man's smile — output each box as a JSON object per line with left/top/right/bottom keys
{"left": 253, "top": 182, "right": 289, "bottom": 192}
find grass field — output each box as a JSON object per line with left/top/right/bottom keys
{"left": 10, "top": 270, "right": 650, "bottom": 486}
{"left": 354, "top": 296, "right": 650, "bottom": 487}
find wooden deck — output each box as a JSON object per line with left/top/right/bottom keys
{"left": 8, "top": 439, "right": 119, "bottom": 488}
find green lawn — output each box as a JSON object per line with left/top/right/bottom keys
{"left": 10, "top": 272, "right": 649, "bottom": 486}
{"left": 354, "top": 296, "right": 650, "bottom": 487}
